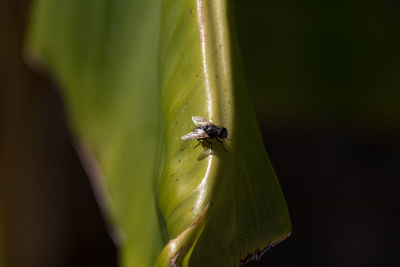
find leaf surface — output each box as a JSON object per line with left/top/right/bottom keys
{"left": 27, "top": 0, "right": 291, "bottom": 266}
{"left": 154, "top": 0, "right": 291, "bottom": 266}
{"left": 27, "top": 0, "right": 164, "bottom": 266}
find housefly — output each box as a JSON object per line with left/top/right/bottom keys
{"left": 181, "top": 116, "right": 229, "bottom": 152}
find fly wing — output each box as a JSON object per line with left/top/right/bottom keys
{"left": 192, "top": 116, "right": 212, "bottom": 127}
{"left": 181, "top": 128, "right": 209, "bottom": 140}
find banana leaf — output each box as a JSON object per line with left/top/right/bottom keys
{"left": 26, "top": 0, "right": 291, "bottom": 266}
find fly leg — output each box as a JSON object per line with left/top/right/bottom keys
{"left": 216, "top": 138, "right": 227, "bottom": 152}
{"left": 196, "top": 138, "right": 213, "bottom": 154}
{"left": 193, "top": 139, "right": 202, "bottom": 149}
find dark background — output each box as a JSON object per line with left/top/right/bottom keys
{"left": 237, "top": 0, "right": 400, "bottom": 266}
{"left": 1, "top": 0, "right": 399, "bottom": 266}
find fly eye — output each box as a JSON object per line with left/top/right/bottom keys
{"left": 221, "top": 128, "right": 228, "bottom": 138}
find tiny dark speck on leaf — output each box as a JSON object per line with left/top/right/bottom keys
{"left": 178, "top": 160, "right": 181, "bottom": 163}
{"left": 176, "top": 178, "right": 179, "bottom": 181}
{"left": 189, "top": 8, "right": 192, "bottom": 14}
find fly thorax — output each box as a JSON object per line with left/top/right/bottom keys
{"left": 202, "top": 125, "right": 219, "bottom": 138}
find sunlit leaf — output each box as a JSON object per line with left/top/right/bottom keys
{"left": 27, "top": 0, "right": 163, "bottom": 266}
{"left": 27, "top": 0, "right": 290, "bottom": 266}
{"left": 154, "top": 0, "right": 291, "bottom": 266}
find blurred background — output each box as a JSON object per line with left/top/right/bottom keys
{"left": 237, "top": 0, "right": 400, "bottom": 266}
{"left": 1, "top": 0, "right": 399, "bottom": 266}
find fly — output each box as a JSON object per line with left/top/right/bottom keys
{"left": 181, "top": 116, "right": 229, "bottom": 152}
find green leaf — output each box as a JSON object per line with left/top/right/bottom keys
{"left": 154, "top": 0, "right": 291, "bottom": 266}
{"left": 27, "top": 0, "right": 164, "bottom": 266}
{"left": 27, "top": 0, "right": 291, "bottom": 266}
